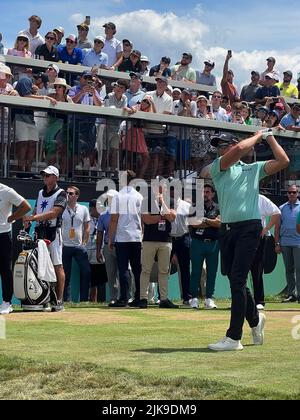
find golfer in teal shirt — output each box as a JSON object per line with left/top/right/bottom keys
{"left": 208, "top": 130, "right": 289, "bottom": 352}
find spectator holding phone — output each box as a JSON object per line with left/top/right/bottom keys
{"left": 255, "top": 73, "right": 281, "bottom": 106}
{"left": 221, "top": 51, "right": 240, "bottom": 106}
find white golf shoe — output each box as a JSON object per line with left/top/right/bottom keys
{"left": 208, "top": 337, "right": 244, "bottom": 352}
{"left": 251, "top": 313, "right": 266, "bottom": 346}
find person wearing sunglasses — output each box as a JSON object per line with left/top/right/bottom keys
{"left": 7, "top": 34, "right": 32, "bottom": 58}
{"left": 62, "top": 186, "right": 91, "bottom": 303}
{"left": 276, "top": 185, "right": 300, "bottom": 304}
{"left": 208, "top": 129, "right": 289, "bottom": 351}
{"left": 76, "top": 23, "right": 92, "bottom": 50}
{"left": 196, "top": 60, "right": 216, "bottom": 87}
{"left": 171, "top": 52, "right": 196, "bottom": 83}
{"left": 34, "top": 31, "right": 59, "bottom": 62}
{"left": 58, "top": 34, "right": 83, "bottom": 65}
{"left": 82, "top": 36, "right": 108, "bottom": 69}
{"left": 23, "top": 166, "right": 67, "bottom": 312}
{"left": 121, "top": 39, "right": 133, "bottom": 61}
{"left": 210, "top": 90, "right": 229, "bottom": 122}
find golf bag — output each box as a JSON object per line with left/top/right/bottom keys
{"left": 13, "top": 230, "right": 58, "bottom": 311}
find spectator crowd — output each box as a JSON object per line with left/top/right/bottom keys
{"left": 0, "top": 15, "right": 300, "bottom": 182}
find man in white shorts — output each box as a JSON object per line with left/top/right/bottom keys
{"left": 23, "top": 166, "right": 67, "bottom": 311}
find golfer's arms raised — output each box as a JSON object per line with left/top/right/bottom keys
{"left": 220, "top": 132, "right": 263, "bottom": 171}
{"left": 264, "top": 135, "right": 290, "bottom": 176}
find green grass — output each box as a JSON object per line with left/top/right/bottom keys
{"left": 0, "top": 301, "right": 299, "bottom": 400}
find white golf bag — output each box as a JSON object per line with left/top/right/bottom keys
{"left": 13, "top": 231, "right": 58, "bottom": 311}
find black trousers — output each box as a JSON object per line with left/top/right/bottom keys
{"left": 251, "top": 237, "right": 266, "bottom": 306}
{"left": 115, "top": 242, "right": 142, "bottom": 302}
{"left": 220, "top": 221, "right": 261, "bottom": 341}
{"left": 172, "top": 234, "right": 191, "bottom": 301}
{"left": 0, "top": 232, "right": 13, "bottom": 303}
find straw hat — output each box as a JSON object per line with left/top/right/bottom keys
{"left": 0, "top": 64, "right": 13, "bottom": 76}
{"left": 52, "top": 78, "right": 71, "bottom": 90}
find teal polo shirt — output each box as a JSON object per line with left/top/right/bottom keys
{"left": 211, "top": 158, "right": 267, "bottom": 223}
{"left": 297, "top": 211, "right": 300, "bottom": 225}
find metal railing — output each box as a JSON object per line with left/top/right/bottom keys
{"left": 1, "top": 54, "right": 217, "bottom": 94}
{"left": 1, "top": 95, "right": 300, "bottom": 194}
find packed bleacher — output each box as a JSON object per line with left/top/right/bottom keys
{"left": 0, "top": 14, "right": 300, "bottom": 190}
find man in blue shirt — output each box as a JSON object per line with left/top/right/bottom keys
{"left": 82, "top": 36, "right": 108, "bottom": 69}
{"left": 125, "top": 72, "right": 145, "bottom": 108}
{"left": 208, "top": 129, "right": 289, "bottom": 351}
{"left": 255, "top": 73, "right": 281, "bottom": 106}
{"left": 276, "top": 185, "right": 300, "bottom": 303}
{"left": 58, "top": 34, "right": 83, "bottom": 65}
{"left": 280, "top": 103, "right": 300, "bottom": 131}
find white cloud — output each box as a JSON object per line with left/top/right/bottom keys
{"left": 70, "top": 8, "right": 300, "bottom": 91}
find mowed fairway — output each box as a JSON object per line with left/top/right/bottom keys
{"left": 0, "top": 302, "right": 299, "bottom": 400}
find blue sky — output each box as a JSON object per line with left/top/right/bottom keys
{"left": 2, "top": 0, "right": 300, "bottom": 88}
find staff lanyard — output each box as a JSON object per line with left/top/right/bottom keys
{"left": 67, "top": 206, "right": 77, "bottom": 227}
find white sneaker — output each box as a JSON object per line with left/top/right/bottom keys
{"left": 0, "top": 302, "right": 13, "bottom": 315}
{"left": 208, "top": 337, "right": 244, "bottom": 352}
{"left": 205, "top": 298, "right": 218, "bottom": 309}
{"left": 251, "top": 313, "right": 266, "bottom": 345}
{"left": 256, "top": 304, "right": 265, "bottom": 311}
{"left": 189, "top": 298, "right": 199, "bottom": 309}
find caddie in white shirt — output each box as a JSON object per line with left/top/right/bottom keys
{"left": 250, "top": 194, "right": 281, "bottom": 310}
{"left": 109, "top": 171, "right": 143, "bottom": 307}
{"left": 0, "top": 183, "right": 31, "bottom": 314}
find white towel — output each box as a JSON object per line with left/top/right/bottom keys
{"left": 38, "top": 240, "right": 56, "bottom": 283}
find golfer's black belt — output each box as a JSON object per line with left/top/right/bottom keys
{"left": 222, "top": 219, "right": 261, "bottom": 231}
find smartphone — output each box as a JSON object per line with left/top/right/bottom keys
{"left": 85, "top": 16, "right": 91, "bottom": 25}
{"left": 228, "top": 50, "right": 232, "bottom": 55}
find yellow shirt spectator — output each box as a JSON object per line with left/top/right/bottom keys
{"left": 276, "top": 82, "right": 298, "bottom": 99}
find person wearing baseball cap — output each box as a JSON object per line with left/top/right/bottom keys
{"left": 221, "top": 50, "right": 240, "bottom": 106}
{"left": 58, "top": 34, "right": 83, "bottom": 65}
{"left": 82, "top": 36, "right": 109, "bottom": 69}
{"left": 23, "top": 165, "right": 68, "bottom": 312}
{"left": 140, "top": 55, "right": 150, "bottom": 76}
{"left": 122, "top": 39, "right": 133, "bottom": 59}
{"left": 240, "top": 70, "right": 261, "bottom": 103}
{"left": 149, "top": 56, "right": 172, "bottom": 79}
{"left": 255, "top": 72, "right": 281, "bottom": 106}
{"left": 102, "top": 22, "right": 123, "bottom": 70}
{"left": 96, "top": 189, "right": 120, "bottom": 306}
{"left": 280, "top": 102, "right": 300, "bottom": 131}
{"left": 171, "top": 53, "right": 196, "bottom": 83}
{"left": 207, "top": 128, "right": 289, "bottom": 352}
{"left": 196, "top": 59, "right": 217, "bottom": 86}
{"left": 53, "top": 27, "right": 65, "bottom": 47}
{"left": 118, "top": 49, "right": 142, "bottom": 73}
{"left": 260, "top": 56, "right": 280, "bottom": 86}
{"left": 125, "top": 72, "right": 145, "bottom": 108}
{"left": 45, "top": 63, "right": 60, "bottom": 84}
{"left": 77, "top": 23, "right": 92, "bottom": 50}
{"left": 275, "top": 71, "right": 298, "bottom": 99}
